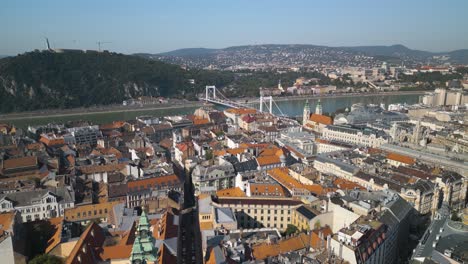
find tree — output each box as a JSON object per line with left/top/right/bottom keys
{"left": 285, "top": 224, "right": 299, "bottom": 236}
{"left": 205, "top": 149, "right": 213, "bottom": 160}
{"left": 314, "top": 220, "right": 321, "bottom": 230}
{"left": 451, "top": 212, "right": 461, "bottom": 221}
{"left": 29, "top": 254, "right": 63, "bottom": 264}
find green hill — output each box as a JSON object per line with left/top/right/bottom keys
{"left": 0, "top": 50, "right": 233, "bottom": 113}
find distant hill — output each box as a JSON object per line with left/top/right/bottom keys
{"left": 0, "top": 51, "right": 233, "bottom": 113}
{"left": 158, "top": 48, "right": 218, "bottom": 57}
{"left": 446, "top": 49, "right": 468, "bottom": 64}
{"left": 141, "top": 44, "right": 468, "bottom": 68}
{"left": 342, "top": 44, "right": 432, "bottom": 59}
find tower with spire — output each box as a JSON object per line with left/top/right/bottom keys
{"left": 315, "top": 99, "right": 323, "bottom": 115}
{"left": 130, "top": 210, "right": 158, "bottom": 264}
{"left": 303, "top": 99, "right": 310, "bottom": 125}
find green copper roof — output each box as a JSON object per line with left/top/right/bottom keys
{"left": 131, "top": 237, "right": 143, "bottom": 256}
{"left": 131, "top": 210, "right": 158, "bottom": 262}
{"left": 304, "top": 99, "right": 309, "bottom": 109}
{"left": 138, "top": 210, "right": 150, "bottom": 231}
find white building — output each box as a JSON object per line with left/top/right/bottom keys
{"left": 322, "top": 125, "right": 389, "bottom": 148}
{"left": 0, "top": 188, "right": 75, "bottom": 222}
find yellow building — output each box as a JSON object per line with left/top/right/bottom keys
{"left": 213, "top": 196, "right": 303, "bottom": 231}
{"left": 292, "top": 205, "right": 320, "bottom": 232}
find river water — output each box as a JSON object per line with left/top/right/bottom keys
{"left": 264, "top": 93, "right": 421, "bottom": 117}
{"left": 5, "top": 94, "right": 421, "bottom": 128}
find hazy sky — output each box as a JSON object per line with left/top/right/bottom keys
{"left": 1, "top": 0, "right": 467, "bottom": 55}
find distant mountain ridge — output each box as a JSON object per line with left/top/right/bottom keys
{"left": 143, "top": 44, "right": 468, "bottom": 67}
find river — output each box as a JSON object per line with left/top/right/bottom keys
{"left": 3, "top": 94, "right": 421, "bottom": 128}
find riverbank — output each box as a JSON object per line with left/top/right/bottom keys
{"left": 0, "top": 101, "right": 205, "bottom": 122}
{"left": 1, "top": 93, "right": 422, "bottom": 128}
{"left": 235, "top": 90, "right": 426, "bottom": 103}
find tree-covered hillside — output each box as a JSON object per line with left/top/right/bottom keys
{"left": 0, "top": 50, "right": 233, "bottom": 113}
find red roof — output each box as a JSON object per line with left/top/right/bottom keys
{"left": 386, "top": 152, "right": 415, "bottom": 165}
{"left": 309, "top": 114, "right": 332, "bottom": 125}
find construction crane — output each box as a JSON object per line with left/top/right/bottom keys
{"left": 96, "top": 41, "right": 111, "bottom": 52}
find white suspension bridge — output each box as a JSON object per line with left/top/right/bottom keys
{"left": 200, "top": 86, "right": 300, "bottom": 125}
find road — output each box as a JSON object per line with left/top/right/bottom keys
{"left": 177, "top": 167, "right": 202, "bottom": 264}
{"left": 0, "top": 101, "right": 206, "bottom": 121}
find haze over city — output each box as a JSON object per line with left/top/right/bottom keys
{"left": 1, "top": 0, "right": 468, "bottom": 55}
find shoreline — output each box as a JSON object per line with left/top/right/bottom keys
{"left": 0, "top": 102, "right": 204, "bottom": 122}
{"left": 0, "top": 91, "right": 425, "bottom": 122}
{"left": 234, "top": 91, "right": 426, "bottom": 103}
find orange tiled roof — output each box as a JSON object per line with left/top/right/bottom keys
{"left": 66, "top": 222, "right": 105, "bottom": 264}
{"left": 333, "top": 178, "right": 365, "bottom": 191}
{"left": 26, "top": 143, "right": 43, "bottom": 151}
{"left": 386, "top": 152, "right": 416, "bottom": 165}
{"left": 45, "top": 217, "right": 64, "bottom": 253}
{"left": 252, "top": 233, "right": 310, "bottom": 260}
{"left": 216, "top": 187, "right": 246, "bottom": 197}
{"left": 100, "top": 245, "right": 132, "bottom": 260}
{"left": 225, "top": 108, "right": 257, "bottom": 115}
{"left": 268, "top": 167, "right": 304, "bottom": 190}
{"left": 127, "top": 174, "right": 180, "bottom": 190}
{"left": 213, "top": 149, "right": 227, "bottom": 157}
{"left": 256, "top": 155, "right": 281, "bottom": 166}
{"left": 310, "top": 226, "right": 332, "bottom": 249}
{"left": 99, "top": 221, "right": 135, "bottom": 260}
{"left": 249, "top": 183, "right": 286, "bottom": 197}
{"left": 99, "top": 147, "right": 123, "bottom": 159}
{"left": 227, "top": 148, "right": 246, "bottom": 155}
{"left": 2, "top": 156, "right": 37, "bottom": 169}
{"left": 99, "top": 121, "right": 126, "bottom": 130}
{"left": 153, "top": 210, "right": 178, "bottom": 240}
{"left": 309, "top": 114, "right": 332, "bottom": 125}
{"left": 0, "top": 212, "right": 15, "bottom": 234}
{"left": 258, "top": 145, "right": 281, "bottom": 157}
{"left": 193, "top": 118, "right": 210, "bottom": 125}
{"left": 176, "top": 143, "right": 188, "bottom": 152}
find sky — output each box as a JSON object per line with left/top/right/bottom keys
{"left": 1, "top": 0, "right": 467, "bottom": 55}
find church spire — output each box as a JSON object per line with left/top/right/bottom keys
{"left": 303, "top": 99, "right": 310, "bottom": 125}
{"left": 315, "top": 99, "right": 322, "bottom": 115}
{"left": 130, "top": 210, "right": 158, "bottom": 264}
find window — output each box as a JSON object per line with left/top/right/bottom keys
{"left": 94, "top": 210, "right": 97, "bottom": 215}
